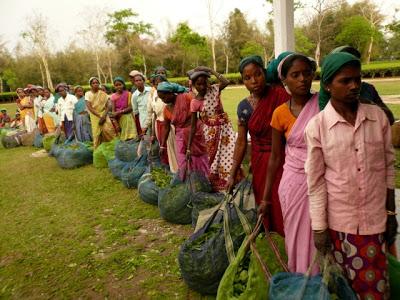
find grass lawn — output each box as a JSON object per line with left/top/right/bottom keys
{"left": 1, "top": 80, "right": 400, "bottom": 298}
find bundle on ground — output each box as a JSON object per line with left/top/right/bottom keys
{"left": 115, "top": 139, "right": 139, "bottom": 162}
{"left": 108, "top": 158, "right": 129, "bottom": 180}
{"left": 43, "top": 134, "right": 57, "bottom": 152}
{"left": 1, "top": 130, "right": 24, "bottom": 148}
{"left": 178, "top": 193, "right": 257, "bottom": 295}
{"left": 33, "top": 132, "right": 43, "bottom": 148}
{"left": 120, "top": 153, "right": 148, "bottom": 188}
{"left": 191, "top": 191, "right": 225, "bottom": 227}
{"left": 55, "top": 142, "right": 93, "bottom": 169}
{"left": 19, "top": 129, "right": 39, "bottom": 146}
{"left": 138, "top": 167, "right": 172, "bottom": 205}
{"left": 93, "top": 139, "right": 118, "bottom": 168}
{"left": 158, "top": 171, "right": 212, "bottom": 225}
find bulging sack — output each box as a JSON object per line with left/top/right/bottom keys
{"left": 93, "top": 139, "right": 118, "bottom": 168}
{"left": 115, "top": 139, "right": 139, "bottom": 162}
{"left": 55, "top": 142, "right": 93, "bottom": 169}
{"left": 191, "top": 191, "right": 225, "bottom": 227}
{"left": 108, "top": 158, "right": 129, "bottom": 180}
{"left": 138, "top": 167, "right": 172, "bottom": 205}
{"left": 178, "top": 195, "right": 257, "bottom": 295}
{"left": 120, "top": 153, "right": 148, "bottom": 188}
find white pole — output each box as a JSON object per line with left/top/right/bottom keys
{"left": 273, "top": 0, "right": 295, "bottom": 57}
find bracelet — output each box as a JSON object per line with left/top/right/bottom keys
{"left": 160, "top": 146, "right": 166, "bottom": 149}
{"left": 314, "top": 229, "right": 327, "bottom": 234}
{"left": 387, "top": 210, "right": 397, "bottom": 216}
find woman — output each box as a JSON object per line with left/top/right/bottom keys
{"left": 146, "top": 74, "right": 179, "bottom": 172}
{"left": 37, "top": 91, "right": 48, "bottom": 135}
{"left": 305, "top": 52, "right": 397, "bottom": 299}
{"left": 188, "top": 66, "right": 235, "bottom": 191}
{"left": 85, "top": 77, "right": 117, "bottom": 148}
{"left": 42, "top": 88, "right": 58, "bottom": 133}
{"left": 73, "top": 86, "right": 92, "bottom": 142}
{"left": 57, "top": 84, "right": 77, "bottom": 139}
{"left": 261, "top": 54, "right": 318, "bottom": 274}
{"left": 110, "top": 77, "right": 136, "bottom": 141}
{"left": 227, "top": 55, "right": 290, "bottom": 236}
{"left": 266, "top": 51, "right": 294, "bottom": 86}
{"left": 16, "top": 87, "right": 36, "bottom": 132}
{"left": 157, "top": 82, "right": 209, "bottom": 179}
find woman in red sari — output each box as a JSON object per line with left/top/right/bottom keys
{"left": 227, "top": 55, "right": 290, "bottom": 236}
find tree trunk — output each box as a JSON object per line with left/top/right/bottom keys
{"left": 108, "top": 53, "right": 113, "bottom": 84}
{"left": 38, "top": 61, "right": 45, "bottom": 87}
{"left": 95, "top": 50, "right": 102, "bottom": 84}
{"left": 211, "top": 38, "right": 217, "bottom": 71}
{"left": 224, "top": 48, "right": 229, "bottom": 74}
{"left": 366, "top": 35, "right": 374, "bottom": 64}
{"left": 142, "top": 54, "right": 147, "bottom": 76}
{"left": 314, "top": 41, "right": 321, "bottom": 68}
{"left": 41, "top": 55, "right": 53, "bottom": 90}
{"left": 0, "top": 77, "right": 3, "bottom": 93}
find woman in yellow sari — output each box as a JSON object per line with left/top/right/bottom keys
{"left": 85, "top": 77, "right": 117, "bottom": 148}
{"left": 16, "top": 87, "right": 36, "bottom": 132}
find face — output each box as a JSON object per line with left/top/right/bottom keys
{"left": 133, "top": 75, "right": 145, "bottom": 89}
{"left": 193, "top": 76, "right": 208, "bottom": 95}
{"left": 17, "top": 89, "right": 25, "bottom": 98}
{"left": 114, "top": 81, "right": 124, "bottom": 92}
{"left": 75, "top": 88, "right": 84, "bottom": 98}
{"left": 283, "top": 59, "right": 314, "bottom": 96}
{"left": 101, "top": 85, "right": 108, "bottom": 93}
{"left": 326, "top": 65, "right": 361, "bottom": 104}
{"left": 38, "top": 88, "right": 44, "bottom": 96}
{"left": 154, "top": 77, "right": 163, "bottom": 88}
{"left": 90, "top": 79, "right": 100, "bottom": 92}
{"left": 156, "top": 69, "right": 166, "bottom": 76}
{"left": 30, "top": 89, "right": 38, "bottom": 97}
{"left": 43, "top": 89, "right": 51, "bottom": 99}
{"left": 242, "top": 63, "right": 266, "bottom": 94}
{"left": 58, "top": 87, "right": 67, "bottom": 98}
{"left": 157, "top": 91, "right": 175, "bottom": 104}
{"left": 16, "top": 114, "right": 20, "bottom": 120}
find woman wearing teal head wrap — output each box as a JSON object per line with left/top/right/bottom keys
{"left": 266, "top": 51, "right": 294, "bottom": 84}
{"left": 157, "top": 81, "right": 209, "bottom": 179}
{"left": 319, "top": 52, "right": 360, "bottom": 110}
{"left": 113, "top": 76, "right": 126, "bottom": 87}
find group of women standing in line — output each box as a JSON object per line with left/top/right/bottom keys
{"left": 13, "top": 45, "right": 397, "bottom": 298}
{"left": 224, "top": 47, "right": 396, "bottom": 299}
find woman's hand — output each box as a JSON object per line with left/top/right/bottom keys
{"left": 159, "top": 146, "right": 166, "bottom": 157}
{"left": 385, "top": 215, "right": 398, "bottom": 245}
{"left": 185, "top": 149, "right": 191, "bottom": 162}
{"left": 226, "top": 176, "right": 236, "bottom": 194}
{"left": 313, "top": 230, "right": 331, "bottom": 255}
{"left": 99, "top": 116, "right": 106, "bottom": 125}
{"left": 258, "top": 200, "right": 269, "bottom": 217}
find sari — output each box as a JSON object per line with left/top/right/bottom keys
{"left": 42, "top": 96, "right": 57, "bottom": 133}
{"left": 85, "top": 90, "right": 117, "bottom": 148}
{"left": 19, "top": 97, "right": 36, "bottom": 132}
{"left": 238, "top": 85, "right": 290, "bottom": 236}
{"left": 277, "top": 93, "right": 319, "bottom": 274}
{"left": 165, "top": 93, "right": 209, "bottom": 179}
{"left": 191, "top": 84, "right": 236, "bottom": 191}
{"left": 73, "top": 96, "right": 92, "bottom": 142}
{"left": 110, "top": 90, "right": 136, "bottom": 141}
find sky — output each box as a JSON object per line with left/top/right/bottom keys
{"left": 0, "top": 0, "right": 399, "bottom": 53}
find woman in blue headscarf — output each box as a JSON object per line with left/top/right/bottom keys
{"left": 157, "top": 82, "right": 209, "bottom": 178}
{"left": 73, "top": 86, "right": 92, "bottom": 142}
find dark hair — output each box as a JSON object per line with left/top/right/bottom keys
{"left": 325, "top": 60, "right": 361, "bottom": 85}
{"left": 280, "top": 54, "right": 316, "bottom": 79}
{"left": 339, "top": 46, "right": 361, "bottom": 59}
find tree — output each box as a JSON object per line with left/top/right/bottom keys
{"left": 21, "top": 14, "right": 54, "bottom": 90}
{"left": 105, "top": 9, "right": 152, "bottom": 73}
{"left": 335, "top": 16, "right": 378, "bottom": 60}
{"left": 294, "top": 28, "right": 315, "bottom": 57}
{"left": 169, "top": 23, "right": 210, "bottom": 74}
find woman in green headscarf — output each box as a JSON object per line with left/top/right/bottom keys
{"left": 266, "top": 51, "right": 294, "bottom": 85}
{"left": 110, "top": 76, "right": 136, "bottom": 141}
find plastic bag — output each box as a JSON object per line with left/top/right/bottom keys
{"left": 158, "top": 171, "right": 212, "bottom": 225}
{"left": 34, "top": 132, "right": 43, "bottom": 148}
{"left": 93, "top": 139, "right": 118, "bottom": 168}
{"left": 55, "top": 141, "right": 93, "bottom": 169}
{"left": 120, "top": 153, "right": 148, "bottom": 188}
{"left": 388, "top": 254, "right": 400, "bottom": 298}
{"left": 138, "top": 167, "right": 172, "bottom": 205}
{"left": 191, "top": 191, "right": 225, "bottom": 227}
{"left": 1, "top": 130, "right": 23, "bottom": 148}
{"left": 108, "top": 158, "right": 129, "bottom": 180}
{"left": 115, "top": 139, "right": 139, "bottom": 162}
{"left": 43, "top": 134, "right": 57, "bottom": 152}
{"left": 178, "top": 192, "right": 257, "bottom": 294}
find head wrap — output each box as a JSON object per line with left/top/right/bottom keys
{"left": 153, "top": 74, "right": 167, "bottom": 82}
{"left": 330, "top": 45, "right": 361, "bottom": 59}
{"left": 157, "top": 82, "right": 187, "bottom": 94}
{"left": 55, "top": 83, "right": 67, "bottom": 93}
{"left": 16, "top": 88, "right": 24, "bottom": 93}
{"left": 187, "top": 69, "right": 210, "bottom": 82}
{"left": 319, "top": 52, "right": 361, "bottom": 110}
{"left": 74, "top": 85, "right": 83, "bottom": 92}
{"left": 89, "top": 77, "right": 99, "bottom": 85}
{"left": 277, "top": 53, "right": 296, "bottom": 80}
{"left": 0, "top": 108, "right": 6, "bottom": 112}
{"left": 239, "top": 55, "right": 265, "bottom": 74}
{"left": 113, "top": 76, "right": 125, "bottom": 86}
{"left": 129, "top": 70, "right": 145, "bottom": 80}
{"left": 154, "top": 66, "right": 167, "bottom": 75}
{"left": 266, "top": 51, "right": 294, "bottom": 83}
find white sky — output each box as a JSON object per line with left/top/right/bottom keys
{"left": 0, "top": 0, "right": 398, "bottom": 53}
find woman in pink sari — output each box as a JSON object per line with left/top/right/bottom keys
{"left": 262, "top": 54, "right": 319, "bottom": 274}
{"left": 157, "top": 82, "right": 209, "bottom": 179}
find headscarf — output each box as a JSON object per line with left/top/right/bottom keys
{"left": 55, "top": 83, "right": 67, "bottom": 93}
{"left": 277, "top": 53, "right": 296, "bottom": 80}
{"left": 89, "top": 77, "right": 99, "bottom": 85}
{"left": 154, "top": 66, "right": 167, "bottom": 75}
{"left": 113, "top": 76, "right": 125, "bottom": 86}
{"left": 16, "top": 88, "right": 24, "bottom": 93}
{"left": 266, "top": 51, "right": 294, "bottom": 83}
{"left": 74, "top": 85, "right": 84, "bottom": 93}
{"left": 319, "top": 52, "right": 361, "bottom": 110}
{"left": 153, "top": 74, "right": 167, "bottom": 82}
{"left": 330, "top": 45, "right": 361, "bottom": 59}
{"left": 157, "top": 82, "right": 187, "bottom": 94}
{"left": 187, "top": 69, "right": 210, "bottom": 82}
{"left": 239, "top": 55, "right": 265, "bottom": 74}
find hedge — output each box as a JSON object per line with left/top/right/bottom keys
{"left": 1, "top": 64, "right": 400, "bottom": 103}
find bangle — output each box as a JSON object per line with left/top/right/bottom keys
{"left": 387, "top": 210, "right": 397, "bottom": 216}
{"left": 314, "top": 229, "right": 327, "bottom": 234}
{"left": 160, "top": 146, "right": 166, "bottom": 149}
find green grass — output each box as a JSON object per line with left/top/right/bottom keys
{"left": 0, "top": 147, "right": 215, "bottom": 299}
